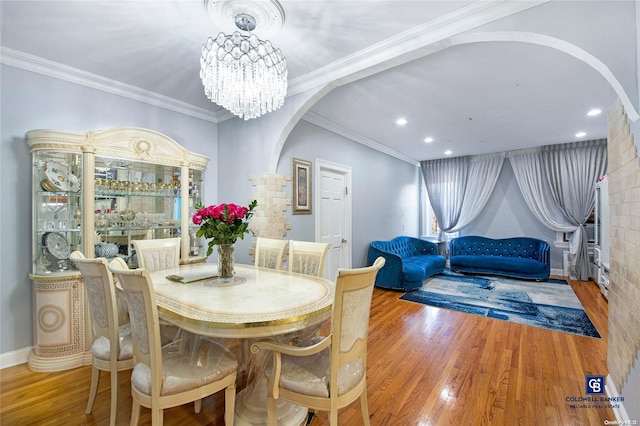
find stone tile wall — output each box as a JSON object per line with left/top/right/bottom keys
{"left": 247, "top": 174, "right": 292, "bottom": 258}
{"left": 607, "top": 99, "right": 640, "bottom": 390}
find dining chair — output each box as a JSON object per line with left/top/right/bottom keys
{"left": 288, "top": 240, "right": 331, "bottom": 277}
{"left": 254, "top": 237, "right": 288, "bottom": 270}
{"left": 109, "top": 264, "right": 238, "bottom": 426}
{"left": 132, "top": 237, "right": 185, "bottom": 342}
{"left": 252, "top": 256, "right": 385, "bottom": 426}
{"left": 132, "top": 237, "right": 181, "bottom": 271}
{"left": 69, "top": 251, "right": 133, "bottom": 426}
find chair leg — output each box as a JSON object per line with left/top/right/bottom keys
{"left": 360, "top": 390, "right": 371, "bottom": 426}
{"left": 267, "top": 396, "right": 277, "bottom": 426}
{"left": 194, "top": 399, "right": 202, "bottom": 414}
{"left": 130, "top": 400, "right": 141, "bottom": 426}
{"left": 225, "top": 382, "right": 236, "bottom": 425}
{"left": 330, "top": 409, "right": 338, "bottom": 425}
{"left": 85, "top": 365, "right": 100, "bottom": 414}
{"left": 109, "top": 369, "right": 118, "bottom": 426}
{"left": 152, "top": 408, "right": 163, "bottom": 426}
{"left": 330, "top": 398, "right": 339, "bottom": 425}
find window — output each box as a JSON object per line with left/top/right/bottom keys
{"left": 420, "top": 179, "right": 439, "bottom": 238}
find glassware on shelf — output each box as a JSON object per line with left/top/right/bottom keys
{"left": 95, "top": 211, "right": 109, "bottom": 228}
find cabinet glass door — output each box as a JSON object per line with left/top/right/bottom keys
{"left": 187, "top": 169, "right": 204, "bottom": 258}
{"left": 94, "top": 156, "right": 181, "bottom": 267}
{"left": 33, "top": 152, "right": 83, "bottom": 274}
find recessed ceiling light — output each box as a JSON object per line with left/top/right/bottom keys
{"left": 395, "top": 118, "right": 408, "bottom": 126}
{"left": 424, "top": 137, "right": 434, "bottom": 143}
{"left": 587, "top": 109, "right": 602, "bottom": 116}
{"left": 444, "top": 150, "right": 452, "bottom": 155}
{"left": 575, "top": 131, "right": 587, "bottom": 138}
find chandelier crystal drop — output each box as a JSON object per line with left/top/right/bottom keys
{"left": 200, "top": 29, "right": 288, "bottom": 120}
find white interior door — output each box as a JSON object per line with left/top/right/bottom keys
{"left": 315, "top": 159, "right": 352, "bottom": 280}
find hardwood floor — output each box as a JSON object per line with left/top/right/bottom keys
{"left": 0, "top": 276, "right": 613, "bottom": 425}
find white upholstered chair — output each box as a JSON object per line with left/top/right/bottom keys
{"left": 109, "top": 263, "right": 238, "bottom": 426}
{"left": 252, "top": 257, "right": 385, "bottom": 426}
{"left": 70, "top": 251, "right": 133, "bottom": 426}
{"left": 132, "top": 237, "right": 181, "bottom": 271}
{"left": 288, "top": 240, "right": 330, "bottom": 277}
{"left": 254, "top": 237, "right": 288, "bottom": 270}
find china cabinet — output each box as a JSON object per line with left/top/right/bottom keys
{"left": 27, "top": 127, "right": 208, "bottom": 371}
{"left": 594, "top": 179, "right": 609, "bottom": 299}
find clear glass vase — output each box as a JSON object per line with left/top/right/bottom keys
{"left": 217, "top": 243, "right": 235, "bottom": 282}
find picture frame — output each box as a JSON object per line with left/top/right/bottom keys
{"left": 292, "top": 157, "right": 312, "bottom": 215}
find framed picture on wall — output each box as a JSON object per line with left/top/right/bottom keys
{"left": 292, "top": 157, "right": 312, "bottom": 215}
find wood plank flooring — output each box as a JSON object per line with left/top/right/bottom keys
{"left": 0, "top": 276, "right": 613, "bottom": 425}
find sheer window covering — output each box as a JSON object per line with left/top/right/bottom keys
{"left": 420, "top": 153, "right": 505, "bottom": 243}
{"left": 509, "top": 139, "right": 607, "bottom": 280}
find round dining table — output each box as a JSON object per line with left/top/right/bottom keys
{"left": 147, "top": 262, "right": 335, "bottom": 426}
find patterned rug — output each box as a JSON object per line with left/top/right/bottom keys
{"left": 399, "top": 270, "right": 601, "bottom": 338}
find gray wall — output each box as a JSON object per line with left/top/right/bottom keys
{"left": 0, "top": 65, "right": 219, "bottom": 355}
{"left": 278, "top": 119, "right": 420, "bottom": 268}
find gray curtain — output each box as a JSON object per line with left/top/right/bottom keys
{"left": 420, "top": 153, "right": 505, "bottom": 242}
{"left": 510, "top": 139, "right": 607, "bottom": 280}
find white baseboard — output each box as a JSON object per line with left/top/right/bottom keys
{"left": 0, "top": 347, "right": 31, "bottom": 369}
{"left": 551, "top": 267, "right": 564, "bottom": 277}
{"left": 607, "top": 374, "right": 630, "bottom": 423}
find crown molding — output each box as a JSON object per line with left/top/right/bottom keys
{"left": 0, "top": 1, "right": 548, "bottom": 125}
{"left": 303, "top": 111, "right": 418, "bottom": 166}
{"left": 287, "top": 0, "right": 549, "bottom": 96}
{"left": 0, "top": 47, "right": 221, "bottom": 124}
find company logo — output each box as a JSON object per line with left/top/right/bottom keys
{"left": 586, "top": 375, "right": 605, "bottom": 395}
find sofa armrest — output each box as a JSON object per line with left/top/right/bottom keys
{"left": 538, "top": 240, "right": 550, "bottom": 264}
{"left": 368, "top": 243, "right": 404, "bottom": 286}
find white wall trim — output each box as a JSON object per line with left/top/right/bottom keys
{"left": 0, "top": 347, "right": 31, "bottom": 370}
{"left": 303, "top": 111, "right": 418, "bottom": 166}
{"left": 0, "top": 47, "right": 222, "bottom": 124}
{"left": 1, "top": 1, "right": 549, "bottom": 128}
{"left": 607, "top": 374, "right": 630, "bottom": 423}
{"left": 287, "top": 1, "right": 549, "bottom": 96}
{"left": 449, "top": 32, "right": 640, "bottom": 122}
{"left": 550, "top": 267, "right": 564, "bottom": 277}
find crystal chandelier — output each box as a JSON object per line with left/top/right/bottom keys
{"left": 200, "top": 7, "right": 288, "bottom": 120}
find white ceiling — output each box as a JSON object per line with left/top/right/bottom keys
{"left": 0, "top": 1, "right": 619, "bottom": 163}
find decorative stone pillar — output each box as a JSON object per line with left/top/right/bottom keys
{"left": 248, "top": 174, "right": 292, "bottom": 259}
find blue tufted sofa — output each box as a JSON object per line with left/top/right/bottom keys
{"left": 368, "top": 236, "right": 446, "bottom": 290}
{"left": 449, "top": 236, "right": 550, "bottom": 280}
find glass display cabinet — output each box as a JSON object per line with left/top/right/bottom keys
{"left": 594, "top": 179, "right": 610, "bottom": 299}
{"left": 27, "top": 127, "right": 208, "bottom": 371}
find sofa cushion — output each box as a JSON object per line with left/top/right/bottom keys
{"left": 401, "top": 262, "right": 426, "bottom": 283}
{"left": 450, "top": 255, "right": 548, "bottom": 276}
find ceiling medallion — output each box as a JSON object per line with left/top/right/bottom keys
{"left": 201, "top": 0, "right": 288, "bottom": 120}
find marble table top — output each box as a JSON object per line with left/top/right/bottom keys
{"left": 149, "top": 263, "right": 334, "bottom": 339}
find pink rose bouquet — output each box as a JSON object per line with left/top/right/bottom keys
{"left": 193, "top": 200, "right": 257, "bottom": 256}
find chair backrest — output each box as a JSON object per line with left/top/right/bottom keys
{"left": 70, "top": 251, "right": 122, "bottom": 353}
{"left": 255, "top": 237, "right": 288, "bottom": 270}
{"left": 288, "top": 240, "right": 330, "bottom": 277}
{"left": 329, "top": 257, "right": 385, "bottom": 394}
{"left": 109, "top": 265, "right": 163, "bottom": 392}
{"left": 132, "top": 237, "right": 181, "bottom": 271}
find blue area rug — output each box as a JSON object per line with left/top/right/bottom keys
{"left": 399, "top": 270, "right": 601, "bottom": 338}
